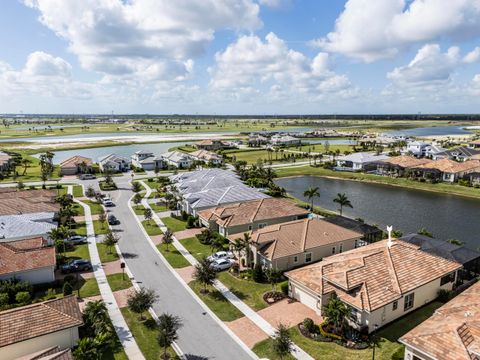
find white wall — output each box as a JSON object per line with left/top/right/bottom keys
{"left": 0, "top": 266, "right": 55, "bottom": 285}
{"left": 403, "top": 346, "right": 435, "bottom": 360}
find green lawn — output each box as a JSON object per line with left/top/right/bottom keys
{"left": 84, "top": 199, "right": 103, "bottom": 215}
{"left": 217, "top": 272, "right": 273, "bottom": 311}
{"left": 120, "top": 308, "right": 179, "bottom": 360}
{"left": 98, "top": 242, "right": 120, "bottom": 263}
{"left": 72, "top": 185, "right": 84, "bottom": 197}
{"left": 102, "top": 333, "right": 128, "bottom": 360}
{"left": 107, "top": 273, "right": 133, "bottom": 292}
{"left": 133, "top": 204, "right": 146, "bottom": 215}
{"left": 141, "top": 220, "right": 163, "bottom": 236}
{"left": 72, "top": 203, "right": 85, "bottom": 216}
{"left": 157, "top": 243, "right": 191, "bottom": 268}
{"left": 93, "top": 220, "right": 109, "bottom": 235}
{"left": 161, "top": 217, "right": 187, "bottom": 233}
{"left": 72, "top": 221, "right": 87, "bottom": 236}
{"left": 64, "top": 243, "right": 90, "bottom": 261}
{"left": 57, "top": 186, "right": 68, "bottom": 196}
{"left": 150, "top": 202, "right": 169, "bottom": 212}
{"left": 180, "top": 237, "right": 212, "bottom": 262}
{"left": 75, "top": 277, "right": 100, "bottom": 298}
{"left": 189, "top": 281, "right": 244, "bottom": 321}
{"left": 0, "top": 153, "right": 61, "bottom": 183}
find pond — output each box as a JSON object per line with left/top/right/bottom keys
{"left": 275, "top": 176, "right": 480, "bottom": 249}
{"left": 387, "top": 125, "right": 473, "bottom": 137}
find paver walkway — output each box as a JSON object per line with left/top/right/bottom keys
{"left": 175, "top": 266, "right": 196, "bottom": 283}
{"left": 226, "top": 317, "right": 270, "bottom": 349}
{"left": 71, "top": 186, "right": 145, "bottom": 360}
{"left": 258, "top": 299, "right": 323, "bottom": 328}
{"left": 78, "top": 287, "right": 134, "bottom": 311}
{"left": 173, "top": 228, "right": 203, "bottom": 240}
{"left": 139, "top": 181, "right": 313, "bottom": 360}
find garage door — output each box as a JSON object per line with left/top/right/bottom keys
{"left": 292, "top": 284, "right": 318, "bottom": 312}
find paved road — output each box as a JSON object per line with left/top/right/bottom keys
{"left": 86, "top": 175, "right": 254, "bottom": 360}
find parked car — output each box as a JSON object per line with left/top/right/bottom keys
{"left": 207, "top": 251, "right": 234, "bottom": 262}
{"left": 210, "top": 258, "right": 235, "bottom": 272}
{"left": 61, "top": 259, "right": 92, "bottom": 273}
{"left": 79, "top": 174, "right": 96, "bottom": 180}
{"left": 102, "top": 198, "right": 115, "bottom": 207}
{"left": 67, "top": 235, "right": 87, "bottom": 244}
{"left": 108, "top": 214, "right": 120, "bottom": 225}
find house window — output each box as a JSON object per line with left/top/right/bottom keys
{"left": 354, "top": 239, "right": 358, "bottom": 248}
{"left": 440, "top": 272, "right": 455, "bottom": 286}
{"left": 293, "top": 256, "right": 298, "bottom": 263}
{"left": 392, "top": 300, "right": 398, "bottom": 311}
{"left": 339, "top": 243, "right": 343, "bottom": 253}
{"left": 258, "top": 223, "right": 267, "bottom": 229}
{"left": 248, "top": 225, "right": 252, "bottom": 231}
{"left": 305, "top": 253, "right": 312, "bottom": 263}
{"left": 332, "top": 246, "right": 336, "bottom": 255}
{"left": 404, "top": 293, "right": 414, "bottom": 311}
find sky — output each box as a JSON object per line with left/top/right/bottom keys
{"left": 0, "top": 0, "right": 479, "bottom": 115}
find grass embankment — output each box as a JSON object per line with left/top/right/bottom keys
{"left": 133, "top": 204, "right": 146, "bottom": 215}
{"left": 83, "top": 199, "right": 104, "bottom": 215}
{"left": 275, "top": 165, "right": 480, "bottom": 199}
{"left": 93, "top": 220, "right": 110, "bottom": 235}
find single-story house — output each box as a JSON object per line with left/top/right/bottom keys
{"left": 466, "top": 171, "right": 480, "bottom": 186}
{"left": 0, "top": 151, "right": 13, "bottom": 172}
{"left": 375, "top": 156, "right": 431, "bottom": 177}
{"left": 286, "top": 238, "right": 462, "bottom": 333}
{"left": 335, "top": 152, "right": 389, "bottom": 171}
{"left": 0, "top": 237, "right": 56, "bottom": 284}
{"left": 400, "top": 281, "right": 480, "bottom": 360}
{"left": 0, "top": 296, "right": 83, "bottom": 360}
{"left": 198, "top": 198, "right": 310, "bottom": 237}
{"left": 195, "top": 139, "right": 229, "bottom": 151}
{"left": 161, "top": 151, "right": 193, "bottom": 168}
{"left": 170, "top": 168, "right": 239, "bottom": 184}
{"left": 98, "top": 153, "right": 130, "bottom": 172}
{"left": 237, "top": 218, "right": 363, "bottom": 271}
{"left": 0, "top": 212, "right": 57, "bottom": 241}
{"left": 176, "top": 173, "right": 243, "bottom": 195}
{"left": 413, "top": 159, "right": 480, "bottom": 182}
{"left": 131, "top": 150, "right": 166, "bottom": 171}
{"left": 0, "top": 189, "right": 59, "bottom": 216}
{"left": 323, "top": 215, "right": 383, "bottom": 244}
{"left": 17, "top": 347, "right": 73, "bottom": 360}
{"left": 190, "top": 150, "right": 224, "bottom": 166}
{"left": 468, "top": 139, "right": 480, "bottom": 149}
{"left": 270, "top": 135, "right": 301, "bottom": 146}
{"left": 433, "top": 146, "right": 480, "bottom": 162}
{"left": 59, "top": 156, "right": 93, "bottom": 176}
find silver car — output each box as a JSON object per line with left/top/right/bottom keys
{"left": 67, "top": 235, "right": 87, "bottom": 244}
{"left": 211, "top": 258, "right": 235, "bottom": 271}
{"left": 207, "top": 251, "right": 234, "bottom": 262}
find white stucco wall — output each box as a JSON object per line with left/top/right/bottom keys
{"left": 0, "top": 266, "right": 55, "bottom": 285}
{"left": 403, "top": 346, "right": 435, "bottom": 360}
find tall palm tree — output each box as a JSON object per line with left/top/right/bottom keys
{"left": 235, "top": 232, "right": 253, "bottom": 269}
{"left": 20, "top": 158, "right": 32, "bottom": 176}
{"left": 322, "top": 298, "right": 348, "bottom": 334}
{"left": 303, "top": 186, "right": 320, "bottom": 211}
{"left": 333, "top": 193, "right": 353, "bottom": 216}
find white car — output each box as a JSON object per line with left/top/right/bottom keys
{"left": 67, "top": 235, "right": 87, "bottom": 244}
{"left": 102, "top": 198, "right": 115, "bottom": 207}
{"left": 207, "top": 251, "right": 234, "bottom": 262}
{"left": 211, "top": 258, "right": 235, "bottom": 271}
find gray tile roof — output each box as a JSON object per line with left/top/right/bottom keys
{"left": 170, "top": 169, "right": 238, "bottom": 183}
{"left": 178, "top": 176, "right": 243, "bottom": 194}
{"left": 98, "top": 153, "right": 129, "bottom": 164}
{"left": 0, "top": 212, "right": 57, "bottom": 240}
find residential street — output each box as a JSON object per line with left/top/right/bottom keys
{"left": 85, "top": 174, "right": 255, "bottom": 360}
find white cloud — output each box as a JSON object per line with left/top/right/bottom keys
{"left": 314, "top": 0, "right": 480, "bottom": 62}
{"left": 23, "top": 51, "right": 72, "bottom": 77}
{"left": 25, "top": 0, "right": 261, "bottom": 79}
{"left": 258, "top": 0, "right": 292, "bottom": 8}
{"left": 463, "top": 47, "right": 480, "bottom": 63}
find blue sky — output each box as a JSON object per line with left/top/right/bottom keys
{"left": 0, "top": 0, "right": 479, "bottom": 114}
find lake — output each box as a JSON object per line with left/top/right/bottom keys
{"left": 275, "top": 176, "right": 480, "bottom": 249}
{"left": 388, "top": 125, "right": 473, "bottom": 137}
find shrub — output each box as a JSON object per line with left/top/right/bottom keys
{"left": 303, "top": 318, "right": 316, "bottom": 333}
{"left": 15, "top": 291, "right": 31, "bottom": 304}
{"left": 63, "top": 275, "right": 76, "bottom": 285}
{"left": 280, "top": 281, "right": 289, "bottom": 295}
{"left": 437, "top": 289, "right": 451, "bottom": 303}
{"left": 63, "top": 281, "right": 73, "bottom": 296}
{"left": 181, "top": 211, "right": 189, "bottom": 221}
{"left": 45, "top": 288, "right": 57, "bottom": 300}
{"left": 186, "top": 216, "right": 196, "bottom": 228}
{"left": 319, "top": 321, "right": 343, "bottom": 341}
{"left": 147, "top": 178, "right": 153, "bottom": 182}
{"left": 0, "top": 293, "right": 9, "bottom": 306}
{"left": 391, "top": 346, "right": 405, "bottom": 360}
{"left": 252, "top": 264, "right": 266, "bottom": 283}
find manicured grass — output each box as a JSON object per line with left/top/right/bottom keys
{"left": 133, "top": 204, "right": 146, "bottom": 215}
{"left": 57, "top": 187, "right": 68, "bottom": 196}
{"left": 120, "top": 308, "right": 179, "bottom": 360}
{"left": 157, "top": 243, "right": 191, "bottom": 268}
{"left": 97, "top": 242, "right": 120, "bottom": 263}
{"left": 0, "top": 153, "right": 60, "bottom": 183}
{"left": 93, "top": 220, "right": 110, "bottom": 235}
{"left": 72, "top": 185, "right": 84, "bottom": 197}
{"left": 72, "top": 221, "right": 87, "bottom": 236}
{"left": 217, "top": 272, "right": 273, "bottom": 311}
{"left": 144, "top": 180, "right": 167, "bottom": 190}
{"left": 160, "top": 216, "right": 187, "bottom": 233}
{"left": 150, "top": 202, "right": 169, "bottom": 212}
{"left": 276, "top": 165, "right": 480, "bottom": 200}
{"left": 107, "top": 273, "right": 133, "bottom": 292}
{"left": 141, "top": 220, "right": 163, "bottom": 236}
{"left": 180, "top": 237, "right": 212, "bottom": 262}
{"left": 252, "top": 337, "right": 295, "bottom": 360}
{"left": 72, "top": 203, "right": 85, "bottom": 216}
{"left": 64, "top": 243, "right": 90, "bottom": 261}
{"left": 84, "top": 199, "right": 103, "bottom": 215}
{"left": 75, "top": 277, "right": 100, "bottom": 298}
{"left": 189, "top": 281, "right": 244, "bottom": 321}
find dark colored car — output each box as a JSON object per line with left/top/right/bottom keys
{"left": 108, "top": 214, "right": 120, "bottom": 225}
{"left": 61, "top": 259, "right": 92, "bottom": 273}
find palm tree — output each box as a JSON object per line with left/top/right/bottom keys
{"left": 303, "top": 186, "right": 320, "bottom": 211}
{"left": 333, "top": 193, "right": 353, "bottom": 216}
{"left": 322, "top": 297, "right": 349, "bottom": 334}
{"left": 272, "top": 323, "right": 293, "bottom": 360}
{"left": 157, "top": 313, "right": 183, "bottom": 360}
{"left": 20, "top": 158, "right": 32, "bottom": 176}
{"left": 235, "top": 232, "right": 253, "bottom": 269}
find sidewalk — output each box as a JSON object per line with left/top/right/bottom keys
{"left": 70, "top": 186, "right": 145, "bottom": 360}
{"left": 139, "top": 181, "right": 313, "bottom": 360}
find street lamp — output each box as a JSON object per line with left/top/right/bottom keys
{"left": 372, "top": 324, "right": 378, "bottom": 360}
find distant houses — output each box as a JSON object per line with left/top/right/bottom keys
{"left": 0, "top": 151, "right": 12, "bottom": 173}
{"left": 190, "top": 150, "right": 223, "bottom": 166}
{"left": 195, "top": 139, "right": 230, "bottom": 151}
{"left": 335, "top": 152, "right": 389, "bottom": 171}
{"left": 161, "top": 151, "right": 194, "bottom": 168}
{"left": 98, "top": 153, "right": 130, "bottom": 172}
{"left": 59, "top": 155, "right": 93, "bottom": 175}
{"left": 131, "top": 150, "right": 166, "bottom": 171}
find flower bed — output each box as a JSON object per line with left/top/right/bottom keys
{"left": 262, "top": 290, "right": 285, "bottom": 305}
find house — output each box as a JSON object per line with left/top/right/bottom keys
{"left": 59, "top": 156, "right": 93, "bottom": 176}
{"left": 0, "top": 212, "right": 58, "bottom": 240}
{"left": 17, "top": 347, "right": 73, "bottom": 360}
{"left": 161, "top": 151, "right": 193, "bottom": 168}
{"left": 176, "top": 172, "right": 243, "bottom": 195}
{"left": 400, "top": 281, "right": 480, "bottom": 360}
{"left": 286, "top": 237, "right": 462, "bottom": 333}
{"left": 468, "top": 139, "right": 480, "bottom": 149}
{"left": 324, "top": 215, "right": 384, "bottom": 243}
{"left": 189, "top": 150, "right": 224, "bottom": 166}
{"left": 248, "top": 134, "right": 268, "bottom": 147}
{"left": 131, "top": 150, "right": 166, "bottom": 171}
{"left": 376, "top": 156, "right": 432, "bottom": 177}
{"left": 170, "top": 168, "right": 239, "bottom": 184}
{"left": 0, "top": 189, "right": 59, "bottom": 216}
{"left": 335, "top": 152, "right": 389, "bottom": 171}
{"left": 0, "top": 237, "right": 56, "bottom": 284}
{"left": 466, "top": 172, "right": 480, "bottom": 186}
{"left": 0, "top": 151, "right": 12, "bottom": 172}
{"left": 424, "top": 143, "right": 446, "bottom": 158}
{"left": 0, "top": 296, "right": 83, "bottom": 360}
{"left": 198, "top": 198, "right": 310, "bottom": 237}
{"left": 270, "top": 134, "right": 301, "bottom": 146}
{"left": 237, "top": 218, "right": 363, "bottom": 271}
{"left": 432, "top": 146, "right": 480, "bottom": 162}
{"left": 98, "top": 153, "right": 130, "bottom": 172}
{"left": 413, "top": 159, "right": 480, "bottom": 182}
{"left": 405, "top": 141, "right": 430, "bottom": 157}
{"left": 195, "top": 139, "right": 229, "bottom": 151}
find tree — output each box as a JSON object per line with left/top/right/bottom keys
{"left": 235, "top": 232, "right": 253, "bottom": 269}
{"left": 157, "top": 313, "right": 183, "bottom": 359}
{"left": 333, "top": 193, "right": 353, "bottom": 216}
{"left": 85, "top": 186, "right": 96, "bottom": 198}
{"left": 39, "top": 152, "right": 54, "bottom": 188}
{"left": 83, "top": 300, "right": 114, "bottom": 336}
{"left": 143, "top": 207, "right": 153, "bottom": 224}
{"left": 20, "top": 157, "right": 32, "bottom": 176}
{"left": 127, "top": 287, "right": 159, "bottom": 320}
{"left": 272, "top": 323, "right": 292, "bottom": 360}
{"left": 303, "top": 186, "right": 320, "bottom": 211}
{"left": 322, "top": 297, "right": 348, "bottom": 334}
{"left": 103, "top": 230, "right": 119, "bottom": 254}
{"left": 266, "top": 268, "right": 282, "bottom": 291}
{"left": 98, "top": 209, "right": 107, "bottom": 229}
{"left": 193, "top": 257, "right": 217, "bottom": 293}
{"left": 162, "top": 230, "right": 173, "bottom": 251}
{"left": 133, "top": 193, "right": 143, "bottom": 205}
{"left": 132, "top": 182, "right": 142, "bottom": 193}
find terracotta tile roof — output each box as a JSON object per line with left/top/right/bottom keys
{"left": 380, "top": 155, "right": 431, "bottom": 168}
{"left": 190, "top": 150, "right": 222, "bottom": 162}
{"left": 242, "top": 218, "right": 362, "bottom": 261}
{"left": 0, "top": 151, "right": 12, "bottom": 166}
{"left": 0, "top": 296, "right": 83, "bottom": 347}
{"left": 400, "top": 281, "right": 480, "bottom": 360}
{"left": 286, "top": 239, "right": 461, "bottom": 312}
{"left": 59, "top": 155, "right": 93, "bottom": 168}
{"left": 196, "top": 139, "right": 228, "bottom": 146}
{"left": 0, "top": 237, "right": 56, "bottom": 276}
{"left": 199, "top": 198, "right": 309, "bottom": 228}
{"left": 0, "top": 189, "right": 59, "bottom": 215}
{"left": 17, "top": 347, "right": 73, "bottom": 360}
{"left": 414, "top": 159, "right": 480, "bottom": 173}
